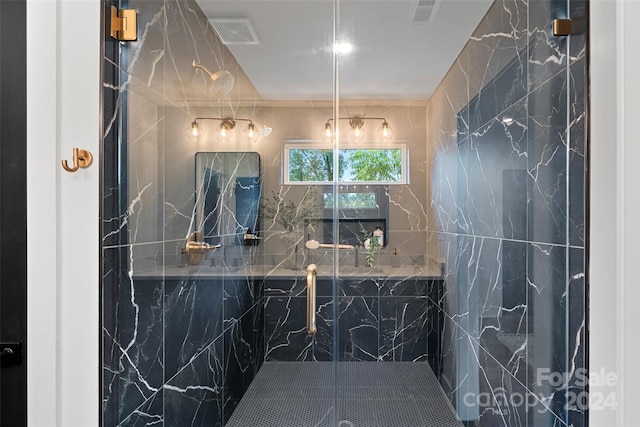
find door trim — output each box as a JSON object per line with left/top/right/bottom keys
{"left": 26, "top": 1, "right": 100, "bottom": 425}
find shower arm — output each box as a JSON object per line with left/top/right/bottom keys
{"left": 192, "top": 60, "right": 232, "bottom": 82}
{"left": 192, "top": 60, "right": 214, "bottom": 77}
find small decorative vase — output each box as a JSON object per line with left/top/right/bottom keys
{"left": 281, "top": 232, "right": 298, "bottom": 270}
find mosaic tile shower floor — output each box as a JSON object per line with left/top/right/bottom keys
{"left": 226, "top": 362, "right": 463, "bottom": 427}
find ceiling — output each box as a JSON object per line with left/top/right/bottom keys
{"left": 194, "top": 0, "right": 493, "bottom": 101}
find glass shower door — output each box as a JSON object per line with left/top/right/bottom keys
{"left": 102, "top": 0, "right": 343, "bottom": 424}
{"left": 334, "top": 0, "right": 587, "bottom": 426}
{"left": 101, "top": 0, "right": 587, "bottom": 424}
{"left": 332, "top": 1, "right": 454, "bottom": 424}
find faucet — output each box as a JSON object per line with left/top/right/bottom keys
{"left": 184, "top": 232, "right": 221, "bottom": 265}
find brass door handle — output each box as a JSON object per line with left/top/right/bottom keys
{"left": 306, "top": 264, "right": 317, "bottom": 336}
{"left": 61, "top": 148, "right": 93, "bottom": 172}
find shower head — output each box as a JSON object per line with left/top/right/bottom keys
{"left": 259, "top": 125, "right": 273, "bottom": 138}
{"left": 192, "top": 60, "right": 235, "bottom": 96}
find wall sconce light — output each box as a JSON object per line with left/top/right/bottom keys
{"left": 323, "top": 116, "right": 394, "bottom": 143}
{"left": 190, "top": 117, "right": 270, "bottom": 143}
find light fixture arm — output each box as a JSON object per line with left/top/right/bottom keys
{"left": 325, "top": 116, "right": 389, "bottom": 125}
{"left": 192, "top": 117, "right": 255, "bottom": 128}
{"left": 324, "top": 116, "right": 392, "bottom": 143}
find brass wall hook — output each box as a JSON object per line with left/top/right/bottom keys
{"left": 61, "top": 148, "right": 93, "bottom": 173}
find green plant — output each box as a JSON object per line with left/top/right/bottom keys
{"left": 261, "top": 188, "right": 321, "bottom": 232}
{"left": 362, "top": 229, "right": 381, "bottom": 267}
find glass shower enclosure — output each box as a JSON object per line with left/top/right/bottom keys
{"left": 100, "top": 0, "right": 588, "bottom": 425}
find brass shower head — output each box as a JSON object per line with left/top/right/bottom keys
{"left": 192, "top": 60, "right": 235, "bottom": 95}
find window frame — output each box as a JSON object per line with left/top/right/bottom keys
{"left": 283, "top": 141, "right": 409, "bottom": 185}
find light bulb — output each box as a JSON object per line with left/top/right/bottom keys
{"left": 348, "top": 124, "right": 365, "bottom": 143}
{"left": 243, "top": 122, "right": 259, "bottom": 143}
{"left": 260, "top": 125, "right": 273, "bottom": 137}
{"left": 217, "top": 127, "right": 231, "bottom": 143}
{"left": 324, "top": 122, "right": 332, "bottom": 141}
{"left": 347, "top": 116, "right": 365, "bottom": 143}
{"left": 376, "top": 121, "right": 394, "bottom": 143}
{"left": 216, "top": 119, "right": 235, "bottom": 143}
{"left": 187, "top": 121, "right": 200, "bottom": 141}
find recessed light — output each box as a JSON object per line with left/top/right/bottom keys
{"left": 334, "top": 42, "right": 353, "bottom": 55}
{"left": 502, "top": 117, "right": 514, "bottom": 125}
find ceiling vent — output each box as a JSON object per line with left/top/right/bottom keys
{"left": 411, "top": 0, "right": 441, "bottom": 25}
{"left": 210, "top": 18, "right": 259, "bottom": 45}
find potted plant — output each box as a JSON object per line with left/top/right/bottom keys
{"left": 261, "top": 188, "right": 321, "bottom": 268}
{"left": 361, "top": 229, "right": 382, "bottom": 267}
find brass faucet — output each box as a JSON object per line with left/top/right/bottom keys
{"left": 184, "top": 232, "right": 221, "bottom": 265}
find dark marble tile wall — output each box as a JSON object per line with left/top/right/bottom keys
{"left": 100, "top": 0, "right": 264, "bottom": 425}
{"left": 428, "top": 0, "right": 588, "bottom": 426}
{"left": 263, "top": 276, "right": 444, "bottom": 369}
{"left": 102, "top": 270, "right": 263, "bottom": 426}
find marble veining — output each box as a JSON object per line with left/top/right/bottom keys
{"left": 264, "top": 277, "right": 444, "bottom": 365}
{"left": 429, "top": 0, "right": 587, "bottom": 425}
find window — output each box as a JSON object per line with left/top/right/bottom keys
{"left": 323, "top": 192, "right": 377, "bottom": 209}
{"left": 284, "top": 143, "right": 408, "bottom": 184}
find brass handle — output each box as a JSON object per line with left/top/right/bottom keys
{"left": 306, "top": 264, "right": 317, "bottom": 336}
{"left": 61, "top": 148, "right": 93, "bottom": 173}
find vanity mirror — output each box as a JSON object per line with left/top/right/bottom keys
{"left": 195, "top": 152, "right": 261, "bottom": 246}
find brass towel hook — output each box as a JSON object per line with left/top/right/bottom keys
{"left": 62, "top": 148, "right": 93, "bottom": 173}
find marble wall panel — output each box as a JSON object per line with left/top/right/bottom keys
{"left": 115, "top": 276, "right": 164, "bottom": 422}
{"left": 569, "top": 56, "right": 587, "bottom": 248}
{"left": 567, "top": 247, "right": 586, "bottom": 427}
{"left": 164, "top": 278, "right": 224, "bottom": 379}
{"left": 119, "top": 390, "right": 164, "bottom": 427}
{"left": 101, "top": 0, "right": 265, "bottom": 423}
{"left": 379, "top": 297, "right": 430, "bottom": 362}
{"left": 428, "top": 0, "right": 588, "bottom": 424}
{"left": 528, "top": 0, "right": 568, "bottom": 88}
{"left": 468, "top": 101, "right": 528, "bottom": 239}
{"left": 164, "top": 338, "right": 224, "bottom": 427}
{"left": 264, "top": 278, "right": 444, "bottom": 363}
{"left": 527, "top": 71, "right": 568, "bottom": 246}
{"left": 102, "top": 57, "right": 128, "bottom": 249}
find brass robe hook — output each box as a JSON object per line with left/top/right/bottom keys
{"left": 61, "top": 148, "right": 93, "bottom": 173}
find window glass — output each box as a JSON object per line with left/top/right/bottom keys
{"left": 284, "top": 144, "right": 407, "bottom": 184}
{"left": 323, "top": 192, "right": 377, "bottom": 209}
